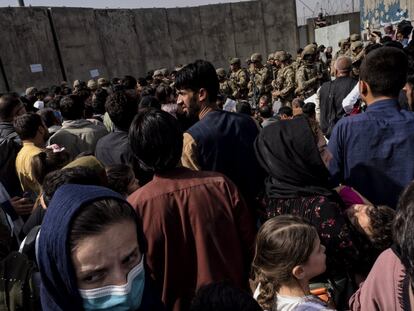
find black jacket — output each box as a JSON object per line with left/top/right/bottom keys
{"left": 0, "top": 122, "right": 22, "bottom": 196}
{"left": 319, "top": 76, "right": 358, "bottom": 138}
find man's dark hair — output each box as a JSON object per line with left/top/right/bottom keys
{"left": 155, "top": 85, "right": 173, "bottom": 104}
{"left": 236, "top": 101, "right": 252, "bottom": 116}
{"left": 129, "top": 109, "right": 183, "bottom": 173}
{"left": 190, "top": 282, "right": 262, "bottom": 311}
{"left": 122, "top": 75, "right": 137, "bottom": 90}
{"left": 302, "top": 102, "right": 316, "bottom": 119}
{"left": 0, "top": 93, "right": 23, "bottom": 121}
{"left": 91, "top": 88, "right": 108, "bottom": 115}
{"left": 359, "top": 47, "right": 408, "bottom": 98}
{"left": 60, "top": 95, "right": 84, "bottom": 120}
{"left": 105, "top": 91, "right": 138, "bottom": 131}
{"left": 278, "top": 106, "right": 293, "bottom": 117}
{"left": 137, "top": 77, "right": 148, "bottom": 87}
{"left": 50, "top": 85, "right": 62, "bottom": 96}
{"left": 139, "top": 96, "right": 161, "bottom": 110}
{"left": 364, "top": 43, "right": 382, "bottom": 55}
{"left": 259, "top": 105, "right": 272, "bottom": 118}
{"left": 38, "top": 108, "right": 60, "bottom": 128}
{"left": 13, "top": 112, "right": 43, "bottom": 140}
{"left": 42, "top": 166, "right": 104, "bottom": 206}
{"left": 175, "top": 59, "right": 219, "bottom": 102}
{"left": 383, "top": 40, "right": 404, "bottom": 50}
{"left": 407, "top": 74, "right": 414, "bottom": 86}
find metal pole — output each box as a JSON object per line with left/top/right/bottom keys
{"left": 18, "top": 0, "right": 25, "bottom": 6}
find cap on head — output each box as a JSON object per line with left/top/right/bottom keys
{"left": 87, "top": 79, "right": 98, "bottom": 90}
{"left": 274, "top": 51, "right": 289, "bottom": 62}
{"left": 216, "top": 68, "right": 226, "bottom": 78}
{"left": 301, "top": 44, "right": 317, "bottom": 57}
{"left": 250, "top": 53, "right": 263, "bottom": 63}
{"left": 25, "top": 87, "right": 38, "bottom": 96}
{"left": 350, "top": 33, "right": 361, "bottom": 42}
{"left": 97, "top": 78, "right": 109, "bottom": 87}
{"left": 229, "top": 57, "right": 241, "bottom": 65}
{"left": 351, "top": 41, "right": 364, "bottom": 52}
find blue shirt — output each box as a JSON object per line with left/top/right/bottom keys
{"left": 328, "top": 99, "right": 414, "bottom": 208}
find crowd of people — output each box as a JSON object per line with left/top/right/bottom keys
{"left": 1, "top": 19, "right": 414, "bottom": 311}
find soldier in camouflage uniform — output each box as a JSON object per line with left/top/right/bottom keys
{"left": 350, "top": 41, "right": 364, "bottom": 79}
{"left": 266, "top": 53, "right": 278, "bottom": 82}
{"left": 334, "top": 39, "right": 350, "bottom": 60}
{"left": 295, "top": 44, "right": 323, "bottom": 99}
{"left": 216, "top": 68, "right": 233, "bottom": 99}
{"left": 229, "top": 58, "right": 249, "bottom": 99}
{"left": 272, "top": 51, "right": 296, "bottom": 106}
{"left": 248, "top": 53, "right": 273, "bottom": 104}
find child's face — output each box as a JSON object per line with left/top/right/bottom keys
{"left": 301, "top": 237, "right": 326, "bottom": 280}
{"left": 346, "top": 204, "right": 373, "bottom": 237}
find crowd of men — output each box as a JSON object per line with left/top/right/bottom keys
{"left": 1, "top": 18, "right": 414, "bottom": 311}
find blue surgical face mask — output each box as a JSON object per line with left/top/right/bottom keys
{"left": 79, "top": 255, "right": 145, "bottom": 311}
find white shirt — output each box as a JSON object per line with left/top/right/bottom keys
{"left": 342, "top": 83, "right": 360, "bottom": 114}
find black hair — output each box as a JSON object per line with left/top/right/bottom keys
{"left": 46, "top": 96, "right": 62, "bottom": 111}
{"left": 32, "top": 148, "right": 72, "bottom": 185}
{"left": 50, "top": 85, "right": 62, "bottom": 96}
{"left": 0, "top": 93, "right": 23, "bottom": 121}
{"left": 129, "top": 108, "right": 183, "bottom": 173}
{"left": 13, "top": 112, "right": 44, "bottom": 140}
{"left": 60, "top": 95, "right": 84, "bottom": 120}
{"left": 394, "top": 181, "right": 414, "bottom": 289}
{"left": 105, "top": 91, "right": 138, "bottom": 131}
{"left": 364, "top": 43, "right": 382, "bottom": 55}
{"left": 359, "top": 47, "right": 408, "bottom": 98}
{"left": 139, "top": 96, "right": 161, "bottom": 110}
{"left": 122, "top": 75, "right": 137, "bottom": 90}
{"left": 302, "top": 102, "right": 316, "bottom": 119}
{"left": 190, "top": 281, "right": 262, "bottom": 311}
{"left": 105, "top": 164, "right": 136, "bottom": 197}
{"left": 383, "top": 40, "right": 404, "bottom": 50}
{"left": 259, "top": 105, "right": 272, "bottom": 118}
{"left": 38, "top": 108, "right": 60, "bottom": 128}
{"left": 278, "top": 106, "right": 293, "bottom": 117}
{"left": 175, "top": 59, "right": 219, "bottom": 102}
{"left": 297, "top": 48, "right": 304, "bottom": 54}
{"left": 69, "top": 198, "right": 146, "bottom": 255}
{"left": 91, "top": 88, "right": 108, "bottom": 115}
{"left": 407, "top": 75, "right": 414, "bottom": 86}
{"left": 137, "top": 77, "right": 148, "bottom": 87}
{"left": 236, "top": 101, "right": 252, "bottom": 116}
{"left": 155, "top": 85, "right": 173, "bottom": 104}
{"left": 41, "top": 166, "right": 104, "bottom": 206}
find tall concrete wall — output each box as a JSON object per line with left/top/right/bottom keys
{"left": 50, "top": 7, "right": 109, "bottom": 84}
{"left": 94, "top": 9, "right": 144, "bottom": 79}
{"left": 199, "top": 4, "right": 236, "bottom": 69}
{"left": 0, "top": 0, "right": 298, "bottom": 93}
{"left": 134, "top": 9, "right": 174, "bottom": 74}
{"left": 0, "top": 7, "right": 62, "bottom": 93}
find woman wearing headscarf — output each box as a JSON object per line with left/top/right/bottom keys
{"left": 254, "top": 116, "right": 365, "bottom": 280}
{"left": 37, "top": 184, "right": 163, "bottom": 311}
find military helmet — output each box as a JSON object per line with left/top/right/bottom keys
{"left": 351, "top": 41, "right": 364, "bottom": 52}
{"left": 350, "top": 33, "right": 361, "bottom": 42}
{"left": 301, "top": 44, "right": 317, "bottom": 57}
{"left": 339, "top": 38, "right": 350, "bottom": 49}
{"left": 274, "top": 50, "right": 289, "bottom": 62}
{"left": 229, "top": 57, "right": 241, "bottom": 65}
{"left": 216, "top": 68, "right": 226, "bottom": 78}
{"left": 267, "top": 53, "right": 274, "bottom": 61}
{"left": 250, "top": 53, "right": 263, "bottom": 63}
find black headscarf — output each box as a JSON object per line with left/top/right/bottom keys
{"left": 254, "top": 117, "right": 334, "bottom": 199}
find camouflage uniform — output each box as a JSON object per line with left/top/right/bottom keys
{"left": 229, "top": 58, "right": 249, "bottom": 99}
{"left": 350, "top": 41, "right": 364, "bottom": 79}
{"left": 295, "top": 44, "right": 322, "bottom": 98}
{"left": 216, "top": 68, "right": 233, "bottom": 98}
{"left": 334, "top": 39, "right": 350, "bottom": 60}
{"left": 273, "top": 51, "right": 296, "bottom": 106}
{"left": 248, "top": 53, "right": 272, "bottom": 101}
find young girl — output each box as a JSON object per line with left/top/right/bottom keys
{"left": 252, "top": 215, "right": 333, "bottom": 311}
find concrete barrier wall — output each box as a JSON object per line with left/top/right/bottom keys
{"left": 0, "top": 0, "right": 298, "bottom": 93}
{"left": 199, "top": 4, "right": 236, "bottom": 70}
{"left": 0, "top": 7, "right": 62, "bottom": 93}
